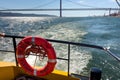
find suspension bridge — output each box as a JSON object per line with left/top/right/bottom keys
{"left": 0, "top": 0, "right": 119, "bottom": 17}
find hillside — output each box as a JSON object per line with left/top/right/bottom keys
{"left": 0, "top": 12, "right": 57, "bottom": 17}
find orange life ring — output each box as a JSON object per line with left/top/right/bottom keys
{"left": 16, "top": 36, "right": 57, "bottom": 76}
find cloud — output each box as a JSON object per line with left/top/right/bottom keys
{"left": 109, "top": 0, "right": 116, "bottom": 2}
{"left": 73, "top": 0, "right": 86, "bottom": 4}
{"left": 77, "top": 0, "right": 85, "bottom": 3}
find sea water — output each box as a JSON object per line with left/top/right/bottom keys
{"left": 0, "top": 17, "right": 120, "bottom": 80}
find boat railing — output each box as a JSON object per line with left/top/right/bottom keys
{"left": 0, "top": 33, "right": 120, "bottom": 76}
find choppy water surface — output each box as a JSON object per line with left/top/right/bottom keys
{"left": 0, "top": 17, "right": 120, "bottom": 80}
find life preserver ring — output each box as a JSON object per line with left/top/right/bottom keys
{"left": 16, "top": 36, "right": 57, "bottom": 76}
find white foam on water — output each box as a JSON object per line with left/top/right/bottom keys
{"left": 70, "top": 50, "right": 92, "bottom": 73}
{"left": 33, "top": 21, "right": 92, "bottom": 73}
{"left": 26, "top": 55, "right": 37, "bottom": 66}
{"left": 0, "top": 17, "right": 53, "bottom": 22}
{"left": 1, "top": 17, "right": 92, "bottom": 74}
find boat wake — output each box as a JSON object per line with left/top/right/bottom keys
{"left": 0, "top": 17, "right": 120, "bottom": 79}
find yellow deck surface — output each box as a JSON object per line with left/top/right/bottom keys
{"left": 0, "top": 61, "right": 79, "bottom": 80}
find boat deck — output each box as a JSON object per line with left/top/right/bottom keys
{"left": 0, "top": 61, "right": 81, "bottom": 80}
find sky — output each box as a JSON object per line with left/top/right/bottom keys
{"left": 0, "top": 0, "right": 119, "bottom": 17}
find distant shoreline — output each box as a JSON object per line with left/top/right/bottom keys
{"left": 0, "top": 12, "right": 57, "bottom": 17}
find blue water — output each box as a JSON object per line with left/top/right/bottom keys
{"left": 0, "top": 17, "right": 120, "bottom": 80}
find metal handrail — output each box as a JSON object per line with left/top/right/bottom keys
{"left": 0, "top": 33, "right": 120, "bottom": 76}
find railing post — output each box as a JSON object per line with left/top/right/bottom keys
{"left": 12, "top": 38, "right": 18, "bottom": 66}
{"left": 68, "top": 44, "right": 70, "bottom": 76}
